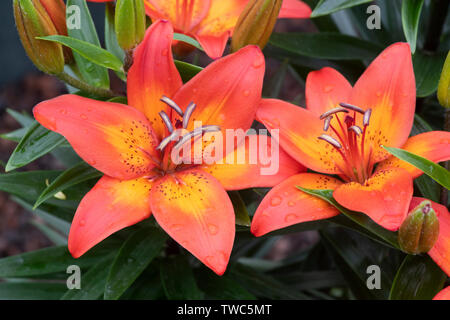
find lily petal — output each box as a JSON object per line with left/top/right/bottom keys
{"left": 150, "top": 169, "right": 235, "bottom": 275}
{"left": 202, "top": 135, "right": 305, "bottom": 190}
{"left": 144, "top": 0, "right": 211, "bottom": 33}
{"left": 306, "top": 67, "right": 352, "bottom": 117}
{"left": 251, "top": 173, "right": 342, "bottom": 237}
{"left": 69, "top": 176, "right": 152, "bottom": 258}
{"left": 257, "top": 98, "right": 346, "bottom": 175}
{"left": 194, "top": 0, "right": 248, "bottom": 58}
{"left": 434, "top": 287, "right": 450, "bottom": 300}
{"left": 33, "top": 94, "right": 159, "bottom": 180}
{"left": 173, "top": 45, "right": 264, "bottom": 133}
{"left": 334, "top": 168, "right": 413, "bottom": 231}
{"left": 376, "top": 131, "right": 450, "bottom": 178}
{"left": 278, "top": 0, "right": 312, "bottom": 18}
{"left": 128, "top": 19, "right": 183, "bottom": 140}
{"left": 350, "top": 42, "right": 416, "bottom": 163}
{"left": 409, "top": 197, "right": 450, "bottom": 278}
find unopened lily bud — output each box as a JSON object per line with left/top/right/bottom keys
{"left": 438, "top": 51, "right": 450, "bottom": 108}
{"left": 231, "top": 0, "right": 282, "bottom": 52}
{"left": 115, "top": 0, "right": 146, "bottom": 51}
{"left": 13, "top": 0, "right": 65, "bottom": 74}
{"left": 398, "top": 200, "right": 440, "bottom": 255}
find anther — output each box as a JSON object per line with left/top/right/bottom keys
{"left": 183, "top": 102, "right": 196, "bottom": 129}
{"left": 173, "top": 125, "right": 221, "bottom": 150}
{"left": 323, "top": 116, "right": 332, "bottom": 131}
{"left": 160, "top": 95, "right": 184, "bottom": 117}
{"left": 156, "top": 132, "right": 177, "bottom": 151}
{"left": 339, "top": 102, "right": 365, "bottom": 114}
{"left": 159, "top": 111, "right": 174, "bottom": 133}
{"left": 318, "top": 134, "right": 342, "bottom": 149}
{"left": 319, "top": 107, "right": 349, "bottom": 120}
{"left": 348, "top": 125, "right": 363, "bottom": 135}
{"left": 363, "top": 109, "right": 372, "bottom": 126}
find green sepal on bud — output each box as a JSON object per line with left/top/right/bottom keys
{"left": 231, "top": 0, "right": 282, "bottom": 53}
{"left": 398, "top": 200, "right": 440, "bottom": 255}
{"left": 13, "top": 0, "right": 65, "bottom": 74}
{"left": 438, "top": 51, "right": 450, "bottom": 108}
{"left": 115, "top": 0, "right": 146, "bottom": 51}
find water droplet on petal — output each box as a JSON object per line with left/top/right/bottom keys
{"left": 79, "top": 219, "right": 86, "bottom": 227}
{"left": 384, "top": 195, "right": 393, "bottom": 201}
{"left": 270, "top": 196, "right": 282, "bottom": 206}
{"left": 162, "top": 49, "right": 168, "bottom": 56}
{"left": 288, "top": 201, "right": 295, "bottom": 207}
{"left": 59, "top": 108, "right": 67, "bottom": 115}
{"left": 285, "top": 213, "right": 298, "bottom": 223}
{"left": 208, "top": 224, "right": 219, "bottom": 235}
{"left": 80, "top": 114, "right": 88, "bottom": 120}
{"left": 243, "top": 90, "right": 250, "bottom": 97}
{"left": 323, "top": 85, "right": 333, "bottom": 93}
{"left": 171, "top": 224, "right": 182, "bottom": 231}
{"left": 252, "top": 57, "right": 264, "bottom": 69}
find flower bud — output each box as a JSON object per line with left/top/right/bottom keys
{"left": 231, "top": 0, "right": 283, "bottom": 52}
{"left": 398, "top": 200, "right": 440, "bottom": 255}
{"left": 438, "top": 51, "right": 450, "bottom": 108}
{"left": 115, "top": 0, "right": 146, "bottom": 51}
{"left": 39, "top": 0, "right": 73, "bottom": 64}
{"left": 13, "top": 0, "right": 65, "bottom": 74}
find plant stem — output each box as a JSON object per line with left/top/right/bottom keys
{"left": 56, "top": 72, "right": 117, "bottom": 98}
{"left": 424, "top": 0, "right": 449, "bottom": 52}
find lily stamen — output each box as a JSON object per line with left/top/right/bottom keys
{"left": 323, "top": 116, "right": 332, "bottom": 131}
{"left": 159, "top": 111, "right": 174, "bottom": 133}
{"left": 160, "top": 95, "right": 184, "bottom": 117}
{"left": 319, "top": 107, "right": 349, "bottom": 120}
{"left": 349, "top": 125, "right": 363, "bottom": 135}
{"left": 339, "top": 102, "right": 365, "bottom": 114}
{"left": 318, "top": 134, "right": 342, "bottom": 149}
{"left": 183, "top": 102, "right": 196, "bottom": 129}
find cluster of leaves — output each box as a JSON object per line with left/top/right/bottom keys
{"left": 0, "top": 0, "right": 449, "bottom": 300}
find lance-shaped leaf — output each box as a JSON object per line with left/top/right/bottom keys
{"left": 174, "top": 33, "right": 204, "bottom": 51}
{"left": 401, "top": 0, "right": 424, "bottom": 54}
{"left": 311, "top": 0, "right": 373, "bottom": 18}
{"left": 34, "top": 162, "right": 101, "bottom": 209}
{"left": 390, "top": 255, "right": 446, "bottom": 300}
{"left": 383, "top": 146, "right": 450, "bottom": 190}
{"left": 5, "top": 122, "right": 66, "bottom": 172}
{"left": 104, "top": 227, "right": 166, "bottom": 300}
{"left": 38, "top": 35, "right": 124, "bottom": 72}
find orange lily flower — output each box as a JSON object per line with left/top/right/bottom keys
{"left": 434, "top": 287, "right": 450, "bottom": 300}
{"left": 408, "top": 198, "right": 450, "bottom": 278}
{"left": 33, "top": 20, "right": 303, "bottom": 275}
{"left": 251, "top": 42, "right": 450, "bottom": 236}
{"left": 89, "top": 0, "right": 311, "bottom": 59}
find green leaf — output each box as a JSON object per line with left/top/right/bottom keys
{"left": 321, "top": 228, "right": 395, "bottom": 300}
{"left": 401, "top": 0, "right": 424, "bottom": 54}
{"left": 38, "top": 35, "right": 124, "bottom": 72}
{"left": 160, "top": 255, "right": 204, "bottom": 300}
{"left": 67, "top": 0, "right": 110, "bottom": 88}
{"left": 383, "top": 146, "right": 450, "bottom": 189}
{"left": 390, "top": 255, "right": 446, "bottom": 300}
{"left": 0, "top": 127, "right": 29, "bottom": 142}
{"left": 104, "top": 227, "right": 167, "bottom": 300}
{"left": 5, "top": 122, "right": 66, "bottom": 172}
{"left": 229, "top": 191, "right": 251, "bottom": 227}
{"left": 30, "top": 220, "right": 68, "bottom": 246}
{"left": 6, "top": 109, "right": 34, "bottom": 127}
{"left": 0, "top": 282, "right": 67, "bottom": 300}
{"left": 174, "top": 60, "right": 202, "bottom": 82}
{"left": 413, "top": 51, "right": 447, "bottom": 97}
{"left": 61, "top": 258, "right": 113, "bottom": 300}
{"left": 269, "top": 32, "right": 383, "bottom": 61}
{"left": 0, "top": 244, "right": 116, "bottom": 278}
{"left": 297, "top": 187, "right": 400, "bottom": 249}
{"left": 174, "top": 33, "right": 203, "bottom": 51}
{"left": 34, "top": 162, "right": 101, "bottom": 209}
{"left": 311, "top": 0, "right": 373, "bottom": 18}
